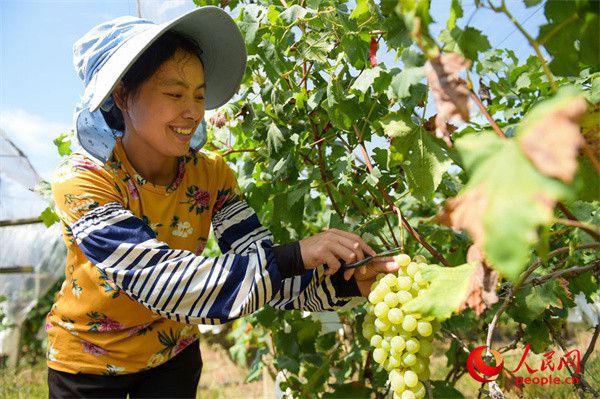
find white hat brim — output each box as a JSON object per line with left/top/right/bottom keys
{"left": 87, "top": 6, "right": 246, "bottom": 112}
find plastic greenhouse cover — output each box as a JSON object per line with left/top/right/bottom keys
{"left": 0, "top": 223, "right": 66, "bottom": 326}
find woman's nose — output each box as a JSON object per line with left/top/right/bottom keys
{"left": 182, "top": 97, "right": 204, "bottom": 121}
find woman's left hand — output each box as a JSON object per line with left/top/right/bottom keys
{"left": 343, "top": 256, "right": 399, "bottom": 297}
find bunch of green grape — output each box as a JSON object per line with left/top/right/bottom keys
{"left": 362, "top": 254, "right": 440, "bottom": 399}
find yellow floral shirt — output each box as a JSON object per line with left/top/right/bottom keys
{"left": 47, "top": 138, "right": 359, "bottom": 375}
{"left": 47, "top": 139, "right": 241, "bottom": 374}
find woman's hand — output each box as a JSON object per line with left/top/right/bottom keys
{"left": 343, "top": 256, "right": 399, "bottom": 297}
{"left": 298, "top": 228, "right": 376, "bottom": 276}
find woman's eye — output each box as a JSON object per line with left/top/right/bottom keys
{"left": 195, "top": 96, "right": 205, "bottom": 101}
{"left": 166, "top": 93, "right": 182, "bottom": 98}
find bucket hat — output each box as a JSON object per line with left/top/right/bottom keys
{"left": 73, "top": 6, "right": 246, "bottom": 162}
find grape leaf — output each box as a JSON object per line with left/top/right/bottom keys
{"left": 507, "top": 281, "right": 564, "bottom": 324}
{"left": 402, "top": 263, "right": 476, "bottom": 320}
{"left": 279, "top": 4, "right": 308, "bottom": 24}
{"left": 447, "top": 0, "right": 463, "bottom": 30}
{"left": 425, "top": 53, "right": 472, "bottom": 146}
{"left": 460, "top": 245, "right": 500, "bottom": 315}
{"left": 538, "top": 0, "right": 600, "bottom": 76}
{"left": 430, "top": 380, "right": 465, "bottom": 398}
{"left": 440, "top": 132, "right": 571, "bottom": 281}
{"left": 523, "top": 320, "right": 552, "bottom": 353}
{"left": 391, "top": 127, "right": 452, "bottom": 200}
{"left": 267, "top": 122, "right": 285, "bottom": 155}
{"left": 350, "top": 67, "right": 382, "bottom": 99}
{"left": 439, "top": 27, "right": 491, "bottom": 63}
{"left": 40, "top": 206, "right": 60, "bottom": 227}
{"left": 386, "top": 67, "right": 425, "bottom": 101}
{"left": 517, "top": 90, "right": 587, "bottom": 183}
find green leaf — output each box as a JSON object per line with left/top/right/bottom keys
{"left": 430, "top": 380, "right": 466, "bottom": 398}
{"left": 254, "top": 306, "right": 277, "bottom": 328}
{"left": 524, "top": 0, "right": 543, "bottom": 7}
{"left": 392, "top": 127, "right": 452, "bottom": 201}
{"left": 454, "top": 133, "right": 570, "bottom": 281}
{"left": 386, "top": 67, "right": 425, "bottom": 100}
{"left": 246, "top": 346, "right": 269, "bottom": 382}
{"left": 350, "top": 0, "right": 369, "bottom": 20}
{"left": 274, "top": 355, "right": 300, "bottom": 374}
{"left": 523, "top": 319, "right": 552, "bottom": 353}
{"left": 350, "top": 67, "right": 382, "bottom": 99}
{"left": 538, "top": 1, "right": 599, "bottom": 76}
{"left": 279, "top": 5, "right": 308, "bottom": 25}
{"left": 380, "top": 111, "right": 416, "bottom": 138}
{"left": 402, "top": 263, "right": 477, "bottom": 320}
{"left": 447, "top": 0, "right": 463, "bottom": 30}
{"left": 323, "top": 384, "right": 372, "bottom": 398}
{"left": 238, "top": 4, "right": 265, "bottom": 45}
{"left": 53, "top": 133, "right": 72, "bottom": 156}
{"left": 439, "top": 26, "right": 491, "bottom": 62}
{"left": 40, "top": 206, "right": 60, "bottom": 227}
{"left": 267, "top": 123, "right": 285, "bottom": 155}
{"left": 299, "top": 33, "right": 335, "bottom": 64}
{"left": 507, "top": 281, "right": 563, "bottom": 324}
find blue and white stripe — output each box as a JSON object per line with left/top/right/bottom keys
{"left": 70, "top": 200, "right": 354, "bottom": 324}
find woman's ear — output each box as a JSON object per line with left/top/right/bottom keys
{"left": 112, "top": 81, "right": 127, "bottom": 112}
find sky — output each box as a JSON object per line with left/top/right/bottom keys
{"left": 0, "top": 0, "right": 547, "bottom": 219}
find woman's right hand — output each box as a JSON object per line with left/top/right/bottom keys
{"left": 298, "top": 229, "right": 376, "bottom": 276}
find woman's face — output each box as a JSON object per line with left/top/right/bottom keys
{"left": 117, "top": 49, "right": 205, "bottom": 158}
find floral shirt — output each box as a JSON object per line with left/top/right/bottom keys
{"left": 46, "top": 138, "right": 359, "bottom": 375}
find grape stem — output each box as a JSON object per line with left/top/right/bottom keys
{"left": 356, "top": 136, "right": 452, "bottom": 267}
{"left": 524, "top": 261, "right": 600, "bottom": 288}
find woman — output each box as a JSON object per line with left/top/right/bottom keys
{"left": 47, "top": 6, "right": 398, "bottom": 398}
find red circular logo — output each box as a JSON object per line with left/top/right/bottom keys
{"left": 466, "top": 345, "right": 505, "bottom": 383}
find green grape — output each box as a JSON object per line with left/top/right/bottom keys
{"left": 395, "top": 253, "right": 411, "bottom": 267}
{"left": 385, "top": 291, "right": 400, "bottom": 308}
{"left": 362, "top": 325, "right": 376, "bottom": 340}
{"left": 412, "top": 255, "right": 426, "bottom": 263}
{"left": 374, "top": 302, "right": 390, "bottom": 318}
{"left": 402, "top": 353, "right": 417, "bottom": 367}
{"left": 368, "top": 289, "right": 384, "bottom": 304}
{"left": 401, "top": 391, "right": 415, "bottom": 399}
{"left": 406, "top": 262, "right": 420, "bottom": 276}
{"left": 403, "top": 370, "right": 419, "bottom": 388}
{"left": 390, "top": 335, "right": 406, "bottom": 352}
{"left": 381, "top": 339, "right": 391, "bottom": 351}
{"left": 375, "top": 318, "right": 391, "bottom": 332}
{"left": 373, "top": 348, "right": 388, "bottom": 364}
{"left": 413, "top": 382, "right": 426, "bottom": 399}
{"left": 382, "top": 273, "right": 398, "bottom": 288}
{"left": 386, "top": 355, "right": 402, "bottom": 370}
{"left": 389, "top": 369, "right": 405, "bottom": 391}
{"left": 370, "top": 334, "right": 383, "bottom": 348}
{"left": 419, "top": 340, "right": 433, "bottom": 357}
{"left": 411, "top": 356, "right": 428, "bottom": 375}
{"left": 388, "top": 308, "right": 404, "bottom": 325}
{"left": 396, "top": 290, "right": 413, "bottom": 304}
{"left": 402, "top": 315, "right": 417, "bottom": 332}
{"left": 405, "top": 338, "right": 420, "bottom": 354}
{"left": 416, "top": 321, "right": 432, "bottom": 337}
{"left": 364, "top": 257, "right": 440, "bottom": 399}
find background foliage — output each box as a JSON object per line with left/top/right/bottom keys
{"left": 23, "top": 0, "right": 599, "bottom": 398}
{"left": 193, "top": 0, "right": 599, "bottom": 397}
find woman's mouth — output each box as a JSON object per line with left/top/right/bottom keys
{"left": 170, "top": 126, "right": 194, "bottom": 141}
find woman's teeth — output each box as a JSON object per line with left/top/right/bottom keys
{"left": 171, "top": 127, "right": 193, "bottom": 135}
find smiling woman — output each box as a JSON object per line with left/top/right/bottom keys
{"left": 45, "top": 6, "right": 399, "bottom": 399}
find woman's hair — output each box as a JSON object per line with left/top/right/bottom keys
{"left": 102, "top": 31, "right": 203, "bottom": 131}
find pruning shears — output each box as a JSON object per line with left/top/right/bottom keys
{"left": 340, "top": 246, "right": 404, "bottom": 270}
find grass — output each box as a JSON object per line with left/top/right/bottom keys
{"left": 0, "top": 340, "right": 269, "bottom": 399}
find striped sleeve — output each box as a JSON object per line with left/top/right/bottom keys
{"left": 70, "top": 201, "right": 283, "bottom": 325}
